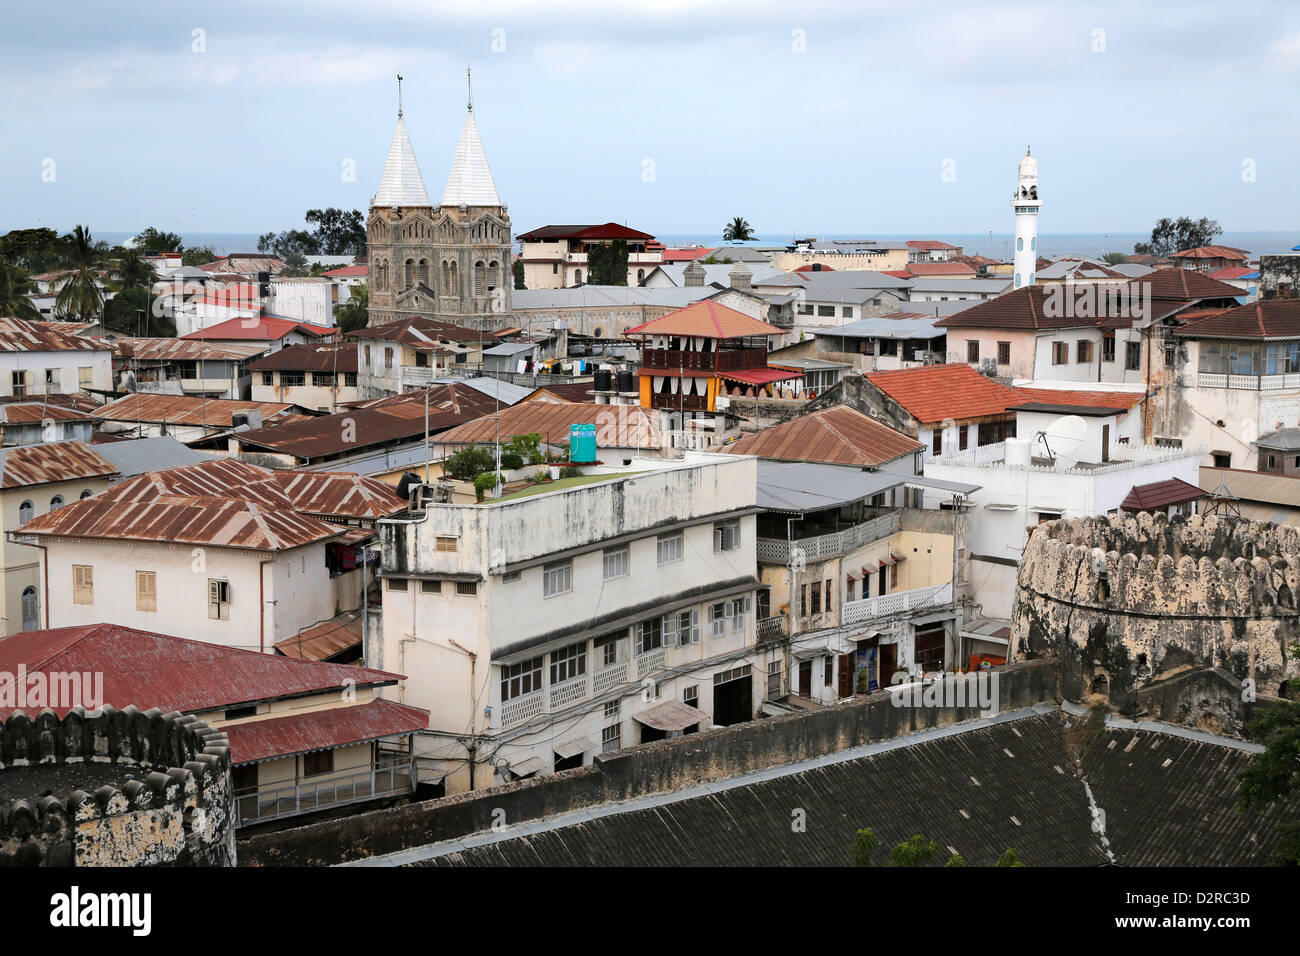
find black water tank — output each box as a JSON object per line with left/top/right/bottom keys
{"left": 395, "top": 471, "right": 421, "bottom": 504}
{"left": 595, "top": 369, "right": 612, "bottom": 392}
{"left": 616, "top": 369, "right": 635, "bottom": 393}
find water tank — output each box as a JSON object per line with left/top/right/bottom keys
{"left": 570, "top": 423, "right": 597, "bottom": 463}
{"left": 1004, "top": 437, "right": 1033, "bottom": 467}
{"left": 616, "top": 369, "right": 635, "bottom": 394}
{"left": 594, "top": 369, "right": 613, "bottom": 392}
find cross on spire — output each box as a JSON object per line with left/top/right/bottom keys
{"left": 397, "top": 72, "right": 404, "bottom": 118}
{"left": 467, "top": 65, "right": 473, "bottom": 112}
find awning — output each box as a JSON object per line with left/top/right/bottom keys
{"left": 720, "top": 367, "right": 804, "bottom": 386}
{"left": 509, "top": 755, "right": 543, "bottom": 778}
{"left": 224, "top": 699, "right": 428, "bottom": 765}
{"left": 553, "top": 736, "right": 591, "bottom": 759}
{"left": 632, "top": 700, "right": 710, "bottom": 732}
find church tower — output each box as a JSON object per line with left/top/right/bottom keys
{"left": 1012, "top": 147, "right": 1040, "bottom": 289}
{"left": 366, "top": 70, "right": 512, "bottom": 329}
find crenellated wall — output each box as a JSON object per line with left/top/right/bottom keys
{"left": 0, "top": 707, "right": 235, "bottom": 867}
{"left": 1012, "top": 511, "right": 1300, "bottom": 715}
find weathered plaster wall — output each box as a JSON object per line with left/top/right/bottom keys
{"left": 1012, "top": 512, "right": 1300, "bottom": 705}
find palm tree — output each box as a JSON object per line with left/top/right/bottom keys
{"left": 333, "top": 283, "right": 369, "bottom": 335}
{"left": 723, "top": 217, "right": 755, "bottom": 243}
{"left": 54, "top": 225, "right": 106, "bottom": 321}
{"left": 0, "top": 261, "right": 43, "bottom": 321}
{"left": 110, "top": 247, "right": 157, "bottom": 294}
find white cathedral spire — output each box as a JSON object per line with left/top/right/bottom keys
{"left": 441, "top": 67, "right": 502, "bottom": 207}
{"left": 373, "top": 74, "right": 431, "bottom": 208}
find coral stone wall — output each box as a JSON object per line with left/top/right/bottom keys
{"left": 0, "top": 707, "right": 235, "bottom": 867}
{"left": 1012, "top": 512, "right": 1300, "bottom": 706}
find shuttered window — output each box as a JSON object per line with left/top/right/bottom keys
{"left": 136, "top": 571, "right": 157, "bottom": 612}
{"left": 73, "top": 565, "right": 93, "bottom": 605}
{"left": 208, "top": 579, "right": 231, "bottom": 620}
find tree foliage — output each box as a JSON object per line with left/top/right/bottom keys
{"left": 0, "top": 227, "right": 68, "bottom": 273}
{"left": 995, "top": 847, "right": 1025, "bottom": 867}
{"left": 0, "top": 261, "right": 43, "bottom": 320}
{"left": 305, "top": 208, "right": 366, "bottom": 256}
{"left": 1102, "top": 252, "right": 1129, "bottom": 265}
{"left": 134, "top": 227, "right": 184, "bottom": 253}
{"left": 334, "top": 283, "right": 369, "bottom": 335}
{"left": 445, "top": 446, "right": 496, "bottom": 481}
{"left": 1133, "top": 216, "right": 1222, "bottom": 257}
{"left": 182, "top": 245, "right": 217, "bottom": 267}
{"left": 54, "top": 225, "right": 106, "bottom": 320}
{"left": 513, "top": 258, "right": 526, "bottom": 290}
{"left": 586, "top": 239, "right": 629, "bottom": 286}
{"left": 851, "top": 827, "right": 877, "bottom": 866}
{"left": 110, "top": 248, "right": 157, "bottom": 294}
{"left": 1238, "top": 700, "right": 1300, "bottom": 865}
{"left": 723, "top": 217, "right": 755, "bottom": 242}
{"left": 890, "top": 834, "right": 941, "bottom": 867}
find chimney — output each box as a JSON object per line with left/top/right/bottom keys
{"left": 683, "top": 259, "right": 705, "bottom": 288}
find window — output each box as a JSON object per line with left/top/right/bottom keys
{"left": 1125, "top": 341, "right": 1141, "bottom": 370}
{"left": 1164, "top": 340, "right": 1176, "bottom": 368}
{"left": 260, "top": 371, "right": 274, "bottom": 386}
{"left": 809, "top": 583, "right": 821, "bottom": 615}
{"left": 890, "top": 563, "right": 899, "bottom": 589}
{"left": 44, "top": 368, "right": 59, "bottom": 391}
{"left": 958, "top": 425, "right": 968, "bottom": 451}
{"left": 595, "top": 633, "right": 622, "bottom": 667}
{"left": 1036, "top": 511, "right": 1062, "bottom": 524}
{"left": 550, "top": 642, "right": 586, "bottom": 685}
{"left": 456, "top": 581, "right": 477, "bottom": 596}
{"left": 604, "top": 699, "right": 620, "bottom": 719}
{"left": 344, "top": 372, "right": 357, "bottom": 387}
{"left": 602, "top": 546, "right": 629, "bottom": 581}
{"left": 601, "top": 723, "right": 621, "bottom": 753}
{"left": 435, "top": 536, "right": 457, "bottom": 552}
{"left": 543, "top": 561, "right": 572, "bottom": 598}
{"left": 1267, "top": 454, "right": 1278, "bottom": 470}
{"left": 280, "top": 372, "right": 305, "bottom": 387}
{"left": 364, "top": 345, "right": 372, "bottom": 366}
{"left": 966, "top": 340, "right": 980, "bottom": 363}
{"left": 49, "top": 494, "right": 64, "bottom": 510}
{"left": 388, "top": 578, "right": 408, "bottom": 592}
{"left": 135, "top": 571, "right": 157, "bottom": 612}
{"left": 1051, "top": 341, "right": 1069, "bottom": 365}
{"left": 997, "top": 341, "right": 1011, "bottom": 365}
{"left": 635, "top": 617, "right": 663, "bottom": 655}
{"left": 384, "top": 347, "right": 394, "bottom": 368}
{"left": 823, "top": 580, "right": 832, "bottom": 612}
{"left": 825, "top": 655, "right": 835, "bottom": 687}
{"left": 932, "top": 431, "right": 941, "bottom": 456}
{"left": 1212, "top": 452, "right": 1232, "bottom": 469}
{"left": 18, "top": 500, "right": 33, "bottom": 523}
{"left": 302, "top": 750, "right": 334, "bottom": 777}
{"left": 420, "top": 580, "right": 441, "bottom": 594}
{"left": 78, "top": 367, "right": 92, "bottom": 390}
{"left": 313, "top": 372, "right": 336, "bottom": 387}
{"left": 842, "top": 306, "right": 852, "bottom": 318}
{"left": 73, "top": 565, "right": 93, "bottom": 605}
{"left": 1102, "top": 333, "right": 1116, "bottom": 363}
{"left": 710, "top": 602, "right": 726, "bottom": 637}
{"left": 683, "top": 685, "right": 699, "bottom": 708}
{"left": 664, "top": 609, "right": 700, "bottom": 647}
{"left": 501, "top": 657, "right": 542, "bottom": 701}
{"left": 11, "top": 370, "right": 29, "bottom": 397}
{"left": 1077, "top": 340, "right": 1093, "bottom": 363}
{"left": 817, "top": 305, "right": 835, "bottom": 317}
{"left": 501, "top": 570, "right": 520, "bottom": 583}
{"left": 208, "top": 579, "right": 231, "bottom": 620}
{"left": 713, "top": 520, "right": 740, "bottom": 552}
{"left": 657, "top": 532, "right": 683, "bottom": 565}
{"left": 224, "top": 705, "right": 257, "bottom": 721}
{"left": 730, "top": 596, "right": 750, "bottom": 632}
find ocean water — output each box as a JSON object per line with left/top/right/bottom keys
{"left": 96, "top": 230, "right": 1298, "bottom": 260}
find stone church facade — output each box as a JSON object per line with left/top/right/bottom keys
{"left": 367, "top": 88, "right": 512, "bottom": 330}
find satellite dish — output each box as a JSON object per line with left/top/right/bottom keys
{"left": 1035, "top": 414, "right": 1087, "bottom": 467}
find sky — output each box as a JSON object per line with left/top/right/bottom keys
{"left": 3, "top": 0, "right": 1298, "bottom": 240}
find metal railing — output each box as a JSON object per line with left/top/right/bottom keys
{"left": 841, "top": 581, "right": 953, "bottom": 625}
{"left": 756, "top": 512, "right": 900, "bottom": 565}
{"left": 757, "top": 617, "right": 788, "bottom": 643}
{"left": 234, "top": 755, "right": 414, "bottom": 826}
{"left": 1196, "top": 371, "right": 1300, "bottom": 391}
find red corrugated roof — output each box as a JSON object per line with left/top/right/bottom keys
{"left": 1207, "top": 266, "right": 1256, "bottom": 281}
{"left": 663, "top": 248, "right": 714, "bottom": 262}
{"left": 222, "top": 699, "right": 428, "bottom": 764}
{"left": 724, "top": 405, "right": 922, "bottom": 466}
{"left": 0, "top": 622, "right": 406, "bottom": 717}
{"left": 1121, "top": 478, "right": 1205, "bottom": 511}
{"left": 719, "top": 367, "right": 805, "bottom": 385}
{"left": 625, "top": 300, "right": 784, "bottom": 339}
{"left": 517, "top": 223, "right": 655, "bottom": 242}
{"left": 180, "top": 315, "right": 334, "bottom": 341}
{"left": 1170, "top": 246, "right": 1250, "bottom": 261}
{"left": 866, "top": 363, "right": 1022, "bottom": 424}
{"left": 322, "top": 264, "right": 368, "bottom": 277}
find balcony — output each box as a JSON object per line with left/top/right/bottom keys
{"left": 592, "top": 660, "right": 628, "bottom": 694}
{"left": 649, "top": 392, "right": 709, "bottom": 412}
{"left": 636, "top": 647, "right": 666, "bottom": 678}
{"left": 641, "top": 347, "right": 768, "bottom": 373}
{"left": 549, "top": 674, "right": 589, "bottom": 709}
{"left": 1196, "top": 371, "right": 1300, "bottom": 391}
{"left": 757, "top": 616, "right": 787, "bottom": 644}
{"left": 756, "top": 512, "right": 901, "bottom": 565}
{"left": 233, "top": 754, "right": 414, "bottom": 826}
{"left": 841, "top": 581, "right": 954, "bottom": 626}
{"left": 501, "top": 690, "right": 544, "bottom": 727}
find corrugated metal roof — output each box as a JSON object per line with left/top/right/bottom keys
{"left": 273, "top": 470, "right": 406, "bottom": 519}
{"left": 866, "top": 364, "right": 1022, "bottom": 425}
{"left": 223, "top": 699, "right": 428, "bottom": 764}
{"left": 625, "top": 300, "right": 784, "bottom": 340}
{"left": 178, "top": 315, "right": 334, "bottom": 342}
{"left": 1121, "top": 478, "right": 1205, "bottom": 511}
{"left": 116, "top": 337, "right": 265, "bottom": 362}
{"left": 0, "top": 622, "right": 406, "bottom": 717}
{"left": 89, "top": 436, "right": 214, "bottom": 476}
{"left": 0, "top": 316, "right": 110, "bottom": 353}
{"left": 274, "top": 611, "right": 363, "bottom": 662}
{"left": 725, "top": 405, "right": 922, "bottom": 467}
{"left": 755, "top": 460, "right": 906, "bottom": 513}
{"left": 0, "top": 441, "right": 118, "bottom": 489}
{"left": 433, "top": 400, "right": 662, "bottom": 449}
{"left": 248, "top": 343, "right": 358, "bottom": 373}
{"left": 94, "top": 394, "right": 295, "bottom": 427}
{"left": 97, "top": 458, "right": 293, "bottom": 508}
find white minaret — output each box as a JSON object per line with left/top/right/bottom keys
{"left": 1012, "top": 147, "right": 1040, "bottom": 288}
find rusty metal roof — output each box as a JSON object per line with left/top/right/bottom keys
{"left": 248, "top": 343, "right": 358, "bottom": 373}
{"left": 0, "top": 402, "right": 100, "bottom": 424}
{"left": 433, "top": 400, "right": 663, "bottom": 449}
{"left": 94, "top": 394, "right": 295, "bottom": 427}
{"left": 274, "top": 611, "right": 363, "bottom": 662}
{"left": 0, "top": 441, "right": 118, "bottom": 489}
{"left": 272, "top": 470, "right": 406, "bottom": 519}
{"left": 0, "top": 622, "right": 408, "bottom": 718}
{"left": 96, "top": 457, "right": 293, "bottom": 509}
{"left": 221, "top": 698, "right": 428, "bottom": 764}
{"left": 348, "top": 315, "right": 482, "bottom": 345}
{"left": 18, "top": 492, "right": 343, "bottom": 551}
{"left": 724, "top": 405, "right": 922, "bottom": 467}
{"left": 115, "top": 337, "right": 265, "bottom": 362}
{"left": 0, "top": 316, "right": 110, "bottom": 353}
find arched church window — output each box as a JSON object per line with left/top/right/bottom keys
{"left": 419, "top": 259, "right": 429, "bottom": 286}
{"left": 474, "top": 261, "right": 485, "bottom": 297}
{"left": 487, "top": 260, "right": 499, "bottom": 292}
{"left": 449, "top": 261, "right": 459, "bottom": 296}
{"left": 405, "top": 259, "right": 414, "bottom": 289}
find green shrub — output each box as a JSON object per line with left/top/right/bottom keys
{"left": 446, "top": 447, "right": 494, "bottom": 481}
{"left": 500, "top": 452, "right": 525, "bottom": 471}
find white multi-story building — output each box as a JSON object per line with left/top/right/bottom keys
{"left": 376, "top": 452, "right": 772, "bottom": 794}
{"left": 0, "top": 318, "right": 114, "bottom": 398}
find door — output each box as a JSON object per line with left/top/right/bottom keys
{"left": 879, "top": 643, "right": 898, "bottom": 686}
{"left": 1101, "top": 424, "right": 1110, "bottom": 463}
{"left": 838, "top": 653, "right": 855, "bottom": 698}
{"left": 20, "top": 587, "right": 38, "bottom": 631}
{"left": 798, "top": 660, "right": 812, "bottom": 697}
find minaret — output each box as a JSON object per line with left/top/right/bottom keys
{"left": 1012, "top": 147, "right": 1040, "bottom": 289}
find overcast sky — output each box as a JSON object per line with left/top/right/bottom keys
{"left": 4, "top": 0, "right": 1297, "bottom": 239}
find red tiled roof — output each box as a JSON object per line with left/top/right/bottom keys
{"left": 1012, "top": 387, "right": 1145, "bottom": 410}
{"left": 0, "top": 622, "right": 407, "bottom": 717}
{"left": 180, "top": 315, "right": 334, "bottom": 341}
{"left": 322, "top": 264, "right": 368, "bottom": 277}
{"left": 724, "top": 405, "right": 922, "bottom": 466}
{"left": 517, "top": 223, "right": 655, "bottom": 242}
{"left": 906, "top": 240, "right": 959, "bottom": 251}
{"left": 663, "top": 248, "right": 714, "bottom": 262}
{"left": 1207, "top": 266, "right": 1256, "bottom": 281}
{"left": 1121, "top": 477, "right": 1205, "bottom": 511}
{"left": 865, "top": 363, "right": 1022, "bottom": 424}
{"left": 222, "top": 699, "right": 428, "bottom": 764}
{"left": 1174, "top": 299, "right": 1300, "bottom": 340}
{"left": 625, "top": 300, "right": 784, "bottom": 339}
{"left": 1170, "top": 246, "right": 1250, "bottom": 261}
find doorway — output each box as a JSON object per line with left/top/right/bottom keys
{"left": 713, "top": 673, "right": 753, "bottom": 726}
{"left": 798, "top": 660, "right": 812, "bottom": 697}
{"left": 879, "top": 642, "right": 898, "bottom": 686}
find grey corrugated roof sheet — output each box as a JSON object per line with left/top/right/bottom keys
{"left": 1255, "top": 429, "right": 1300, "bottom": 451}
{"left": 512, "top": 287, "right": 711, "bottom": 310}
{"left": 1107, "top": 263, "right": 1156, "bottom": 277}
{"left": 649, "top": 263, "right": 784, "bottom": 288}
{"left": 482, "top": 341, "right": 538, "bottom": 356}
{"left": 429, "top": 376, "right": 532, "bottom": 405}
{"left": 814, "top": 315, "right": 946, "bottom": 339}
{"left": 757, "top": 270, "right": 911, "bottom": 290}
{"left": 905, "top": 277, "right": 1012, "bottom": 292}
{"left": 756, "top": 460, "right": 906, "bottom": 512}
{"left": 91, "top": 436, "right": 215, "bottom": 477}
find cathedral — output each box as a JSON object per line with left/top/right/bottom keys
{"left": 366, "top": 73, "right": 512, "bottom": 328}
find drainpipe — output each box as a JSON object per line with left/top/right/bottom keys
{"left": 448, "top": 638, "right": 478, "bottom": 789}
{"left": 259, "top": 559, "right": 273, "bottom": 653}
{"left": 32, "top": 541, "right": 49, "bottom": 629}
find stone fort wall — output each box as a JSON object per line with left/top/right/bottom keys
{"left": 0, "top": 707, "right": 235, "bottom": 867}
